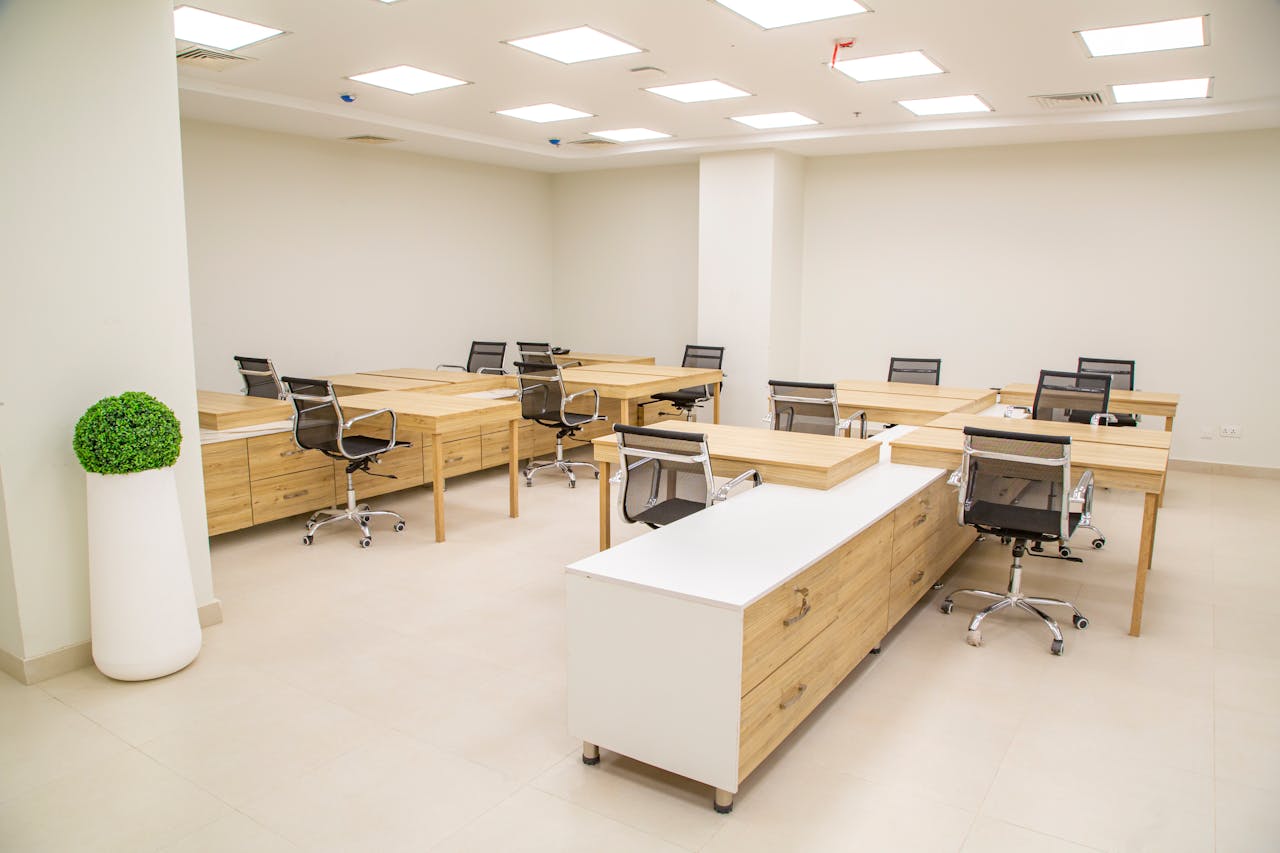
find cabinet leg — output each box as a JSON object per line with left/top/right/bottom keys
{"left": 582, "top": 742, "right": 600, "bottom": 765}
{"left": 713, "top": 788, "right": 733, "bottom": 814}
{"left": 869, "top": 645, "right": 882, "bottom": 655}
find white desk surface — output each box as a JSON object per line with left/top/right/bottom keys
{"left": 199, "top": 420, "right": 292, "bottom": 445}
{"left": 567, "top": 461, "right": 943, "bottom": 611}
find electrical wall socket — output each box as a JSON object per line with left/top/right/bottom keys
{"left": 1220, "top": 425, "right": 1242, "bottom": 439}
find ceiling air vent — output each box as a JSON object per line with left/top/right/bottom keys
{"left": 565, "top": 139, "right": 617, "bottom": 148}
{"left": 1032, "top": 91, "right": 1105, "bottom": 109}
{"left": 176, "top": 46, "right": 250, "bottom": 71}
{"left": 343, "top": 135, "right": 400, "bottom": 145}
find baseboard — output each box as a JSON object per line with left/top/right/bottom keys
{"left": 198, "top": 598, "right": 223, "bottom": 627}
{"left": 1169, "top": 460, "right": 1280, "bottom": 479}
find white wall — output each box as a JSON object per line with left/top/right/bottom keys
{"left": 0, "top": 0, "right": 213, "bottom": 662}
{"left": 181, "top": 121, "right": 555, "bottom": 389}
{"left": 550, "top": 165, "right": 699, "bottom": 363}
{"left": 0, "top": 469, "right": 21, "bottom": 660}
{"left": 802, "top": 130, "right": 1280, "bottom": 467}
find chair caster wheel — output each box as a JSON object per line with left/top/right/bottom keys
{"left": 568, "top": 480, "right": 576, "bottom": 489}
{"left": 393, "top": 521, "right": 406, "bottom": 533}
{"left": 966, "top": 629, "right": 982, "bottom": 647}
{"left": 359, "top": 537, "right": 372, "bottom": 549}
{"left": 1050, "top": 639, "right": 1064, "bottom": 656}
{"left": 1000, "top": 536, "right": 1011, "bottom": 545}
{"left": 1059, "top": 546, "right": 1071, "bottom": 558}
{"left": 302, "top": 535, "right": 313, "bottom": 546}
{"left": 1092, "top": 538, "right": 1105, "bottom": 549}
{"left": 940, "top": 600, "right": 954, "bottom": 615}
{"left": 1072, "top": 614, "right": 1089, "bottom": 630}
{"left": 594, "top": 470, "right": 600, "bottom": 479}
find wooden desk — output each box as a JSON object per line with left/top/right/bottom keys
{"left": 836, "top": 386, "right": 998, "bottom": 426}
{"left": 591, "top": 420, "right": 880, "bottom": 550}
{"left": 197, "top": 390, "right": 291, "bottom": 430}
{"left": 360, "top": 367, "right": 497, "bottom": 384}
{"left": 999, "top": 383, "right": 1180, "bottom": 432}
{"left": 320, "top": 373, "right": 448, "bottom": 396}
{"left": 558, "top": 352, "right": 655, "bottom": 366}
{"left": 836, "top": 379, "right": 994, "bottom": 401}
{"left": 890, "top": 414, "right": 1170, "bottom": 636}
{"left": 338, "top": 391, "right": 522, "bottom": 542}
{"left": 561, "top": 363, "right": 724, "bottom": 425}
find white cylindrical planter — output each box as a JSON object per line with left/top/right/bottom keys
{"left": 86, "top": 467, "right": 201, "bottom": 681}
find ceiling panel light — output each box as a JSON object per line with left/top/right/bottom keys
{"left": 714, "top": 0, "right": 868, "bottom": 29}
{"left": 348, "top": 65, "right": 468, "bottom": 95}
{"left": 645, "top": 80, "right": 752, "bottom": 103}
{"left": 506, "top": 26, "right": 642, "bottom": 64}
{"left": 497, "top": 103, "right": 593, "bottom": 123}
{"left": 589, "top": 128, "right": 671, "bottom": 142}
{"left": 731, "top": 112, "right": 818, "bottom": 129}
{"left": 833, "top": 50, "right": 943, "bottom": 82}
{"left": 1079, "top": 16, "right": 1206, "bottom": 57}
{"left": 1111, "top": 77, "right": 1211, "bottom": 103}
{"left": 173, "top": 6, "right": 282, "bottom": 51}
{"left": 898, "top": 95, "right": 991, "bottom": 116}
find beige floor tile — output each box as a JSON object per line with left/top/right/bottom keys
{"left": 961, "top": 816, "right": 1104, "bottom": 853}
{"left": 1215, "top": 778, "right": 1280, "bottom": 853}
{"left": 1214, "top": 603, "right": 1280, "bottom": 659}
{"left": 1215, "top": 650, "right": 1280, "bottom": 714}
{"left": 1215, "top": 707, "right": 1280, "bottom": 793}
{"left": 429, "top": 787, "right": 689, "bottom": 853}
{"left": 156, "top": 812, "right": 299, "bottom": 853}
{"left": 0, "top": 748, "right": 231, "bottom": 853}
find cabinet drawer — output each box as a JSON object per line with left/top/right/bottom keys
{"left": 334, "top": 440, "right": 423, "bottom": 501}
{"left": 251, "top": 466, "right": 335, "bottom": 524}
{"left": 741, "top": 551, "right": 842, "bottom": 697}
{"left": 739, "top": 622, "right": 845, "bottom": 783}
{"left": 202, "top": 440, "right": 252, "bottom": 536}
{"left": 889, "top": 533, "right": 939, "bottom": 628}
{"left": 423, "top": 435, "right": 483, "bottom": 479}
{"left": 891, "top": 475, "right": 952, "bottom": 565}
{"left": 247, "top": 431, "right": 330, "bottom": 481}
{"left": 481, "top": 424, "right": 529, "bottom": 467}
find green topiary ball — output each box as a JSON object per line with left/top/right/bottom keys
{"left": 73, "top": 392, "right": 183, "bottom": 475}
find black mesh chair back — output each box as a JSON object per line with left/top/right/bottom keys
{"left": 1078, "top": 358, "right": 1135, "bottom": 392}
{"left": 768, "top": 380, "right": 841, "bottom": 435}
{"left": 888, "top": 357, "right": 941, "bottom": 385}
{"left": 516, "top": 341, "right": 553, "bottom": 364}
{"left": 514, "top": 361, "right": 565, "bottom": 424}
{"left": 615, "top": 425, "right": 714, "bottom": 528}
{"left": 1032, "top": 370, "right": 1111, "bottom": 424}
{"left": 466, "top": 341, "right": 507, "bottom": 374}
{"left": 281, "top": 377, "right": 342, "bottom": 455}
{"left": 679, "top": 344, "right": 723, "bottom": 398}
{"left": 960, "top": 427, "right": 1078, "bottom": 543}
{"left": 235, "top": 355, "right": 285, "bottom": 399}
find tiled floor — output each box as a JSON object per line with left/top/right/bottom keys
{"left": 3, "top": 456, "right": 1278, "bottom": 852}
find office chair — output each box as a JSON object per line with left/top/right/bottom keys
{"left": 1078, "top": 357, "right": 1139, "bottom": 426}
{"left": 437, "top": 341, "right": 508, "bottom": 374}
{"left": 767, "top": 380, "right": 866, "bottom": 439}
{"left": 1026, "top": 370, "right": 1109, "bottom": 549}
{"left": 517, "top": 341, "right": 578, "bottom": 368}
{"left": 234, "top": 355, "right": 286, "bottom": 400}
{"left": 640, "top": 344, "right": 724, "bottom": 422}
{"left": 888, "top": 357, "right": 942, "bottom": 385}
{"left": 613, "top": 424, "right": 760, "bottom": 529}
{"left": 514, "top": 360, "right": 606, "bottom": 488}
{"left": 281, "top": 377, "right": 408, "bottom": 548}
{"left": 939, "top": 426, "right": 1092, "bottom": 655}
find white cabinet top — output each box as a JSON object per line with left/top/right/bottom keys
{"left": 567, "top": 462, "right": 944, "bottom": 610}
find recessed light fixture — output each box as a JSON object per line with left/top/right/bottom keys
{"left": 506, "top": 26, "right": 642, "bottom": 64}
{"left": 1111, "top": 77, "right": 1211, "bottom": 104}
{"left": 731, "top": 112, "right": 818, "bottom": 129}
{"left": 833, "top": 50, "right": 943, "bottom": 82}
{"left": 645, "top": 80, "right": 752, "bottom": 103}
{"left": 898, "top": 94, "right": 991, "bottom": 116}
{"left": 588, "top": 128, "right": 671, "bottom": 142}
{"left": 347, "top": 65, "right": 468, "bottom": 95}
{"left": 172, "top": 6, "right": 282, "bottom": 51}
{"left": 714, "top": 0, "right": 868, "bottom": 29}
{"left": 1078, "top": 16, "right": 1207, "bottom": 57}
{"left": 497, "top": 103, "right": 594, "bottom": 123}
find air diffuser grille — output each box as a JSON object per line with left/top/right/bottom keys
{"left": 1033, "top": 91, "right": 1105, "bottom": 109}
{"left": 176, "top": 46, "right": 249, "bottom": 71}
{"left": 344, "top": 135, "right": 400, "bottom": 144}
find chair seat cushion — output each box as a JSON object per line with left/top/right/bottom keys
{"left": 562, "top": 411, "right": 597, "bottom": 427}
{"left": 966, "top": 500, "right": 1081, "bottom": 541}
{"left": 651, "top": 389, "right": 708, "bottom": 408}
{"left": 633, "top": 498, "right": 705, "bottom": 527}
{"left": 342, "top": 434, "right": 403, "bottom": 459}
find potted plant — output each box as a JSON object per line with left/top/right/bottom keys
{"left": 74, "top": 391, "right": 201, "bottom": 680}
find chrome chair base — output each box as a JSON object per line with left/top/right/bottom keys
{"left": 940, "top": 548, "right": 1087, "bottom": 655}
{"left": 524, "top": 437, "right": 599, "bottom": 488}
{"left": 303, "top": 477, "right": 405, "bottom": 548}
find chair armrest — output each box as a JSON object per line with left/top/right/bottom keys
{"left": 1090, "top": 412, "right": 1118, "bottom": 426}
{"left": 562, "top": 387, "right": 601, "bottom": 419}
{"left": 1069, "top": 469, "right": 1095, "bottom": 503}
{"left": 713, "top": 469, "right": 761, "bottom": 502}
{"left": 1004, "top": 406, "right": 1032, "bottom": 417}
{"left": 558, "top": 359, "right": 582, "bottom": 368}
{"left": 341, "top": 408, "right": 398, "bottom": 454}
{"left": 477, "top": 367, "right": 509, "bottom": 375}
{"left": 436, "top": 363, "right": 465, "bottom": 371}
{"left": 947, "top": 468, "right": 962, "bottom": 487}
{"left": 838, "top": 410, "right": 867, "bottom": 439}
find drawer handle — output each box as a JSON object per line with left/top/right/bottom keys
{"left": 281, "top": 449, "right": 306, "bottom": 458}
{"left": 779, "top": 683, "right": 808, "bottom": 710}
{"left": 912, "top": 513, "right": 928, "bottom": 528}
{"left": 445, "top": 455, "right": 464, "bottom": 464}
{"left": 283, "top": 489, "right": 309, "bottom": 500}
{"left": 910, "top": 570, "right": 925, "bottom": 586}
{"left": 782, "top": 587, "right": 811, "bottom": 627}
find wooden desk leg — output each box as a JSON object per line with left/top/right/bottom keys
{"left": 1164, "top": 416, "right": 1174, "bottom": 433}
{"left": 508, "top": 419, "right": 520, "bottom": 518}
{"left": 433, "top": 435, "right": 446, "bottom": 543}
{"left": 616, "top": 402, "right": 631, "bottom": 426}
{"left": 713, "top": 383, "right": 721, "bottom": 424}
{"left": 599, "top": 461, "right": 611, "bottom": 551}
{"left": 1129, "top": 491, "right": 1160, "bottom": 637}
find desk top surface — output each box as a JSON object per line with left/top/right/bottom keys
{"left": 836, "top": 387, "right": 997, "bottom": 424}
{"left": 928, "top": 413, "right": 1173, "bottom": 449}
{"left": 338, "top": 390, "right": 519, "bottom": 432}
{"left": 837, "top": 379, "right": 994, "bottom": 401}
{"left": 560, "top": 352, "right": 655, "bottom": 365}
{"left": 592, "top": 419, "right": 879, "bottom": 489}
{"left": 197, "top": 390, "right": 292, "bottom": 430}
{"left": 321, "top": 372, "right": 447, "bottom": 391}
{"left": 357, "top": 368, "right": 494, "bottom": 383}
{"left": 999, "top": 383, "right": 1180, "bottom": 415}
{"left": 561, "top": 365, "right": 722, "bottom": 397}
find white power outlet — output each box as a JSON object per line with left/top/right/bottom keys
{"left": 1220, "top": 425, "right": 1242, "bottom": 439}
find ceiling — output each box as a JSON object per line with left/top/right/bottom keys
{"left": 175, "top": 0, "right": 1280, "bottom": 172}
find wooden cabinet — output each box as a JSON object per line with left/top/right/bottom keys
{"left": 251, "top": 466, "right": 335, "bottom": 525}
{"left": 201, "top": 439, "right": 252, "bottom": 535}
